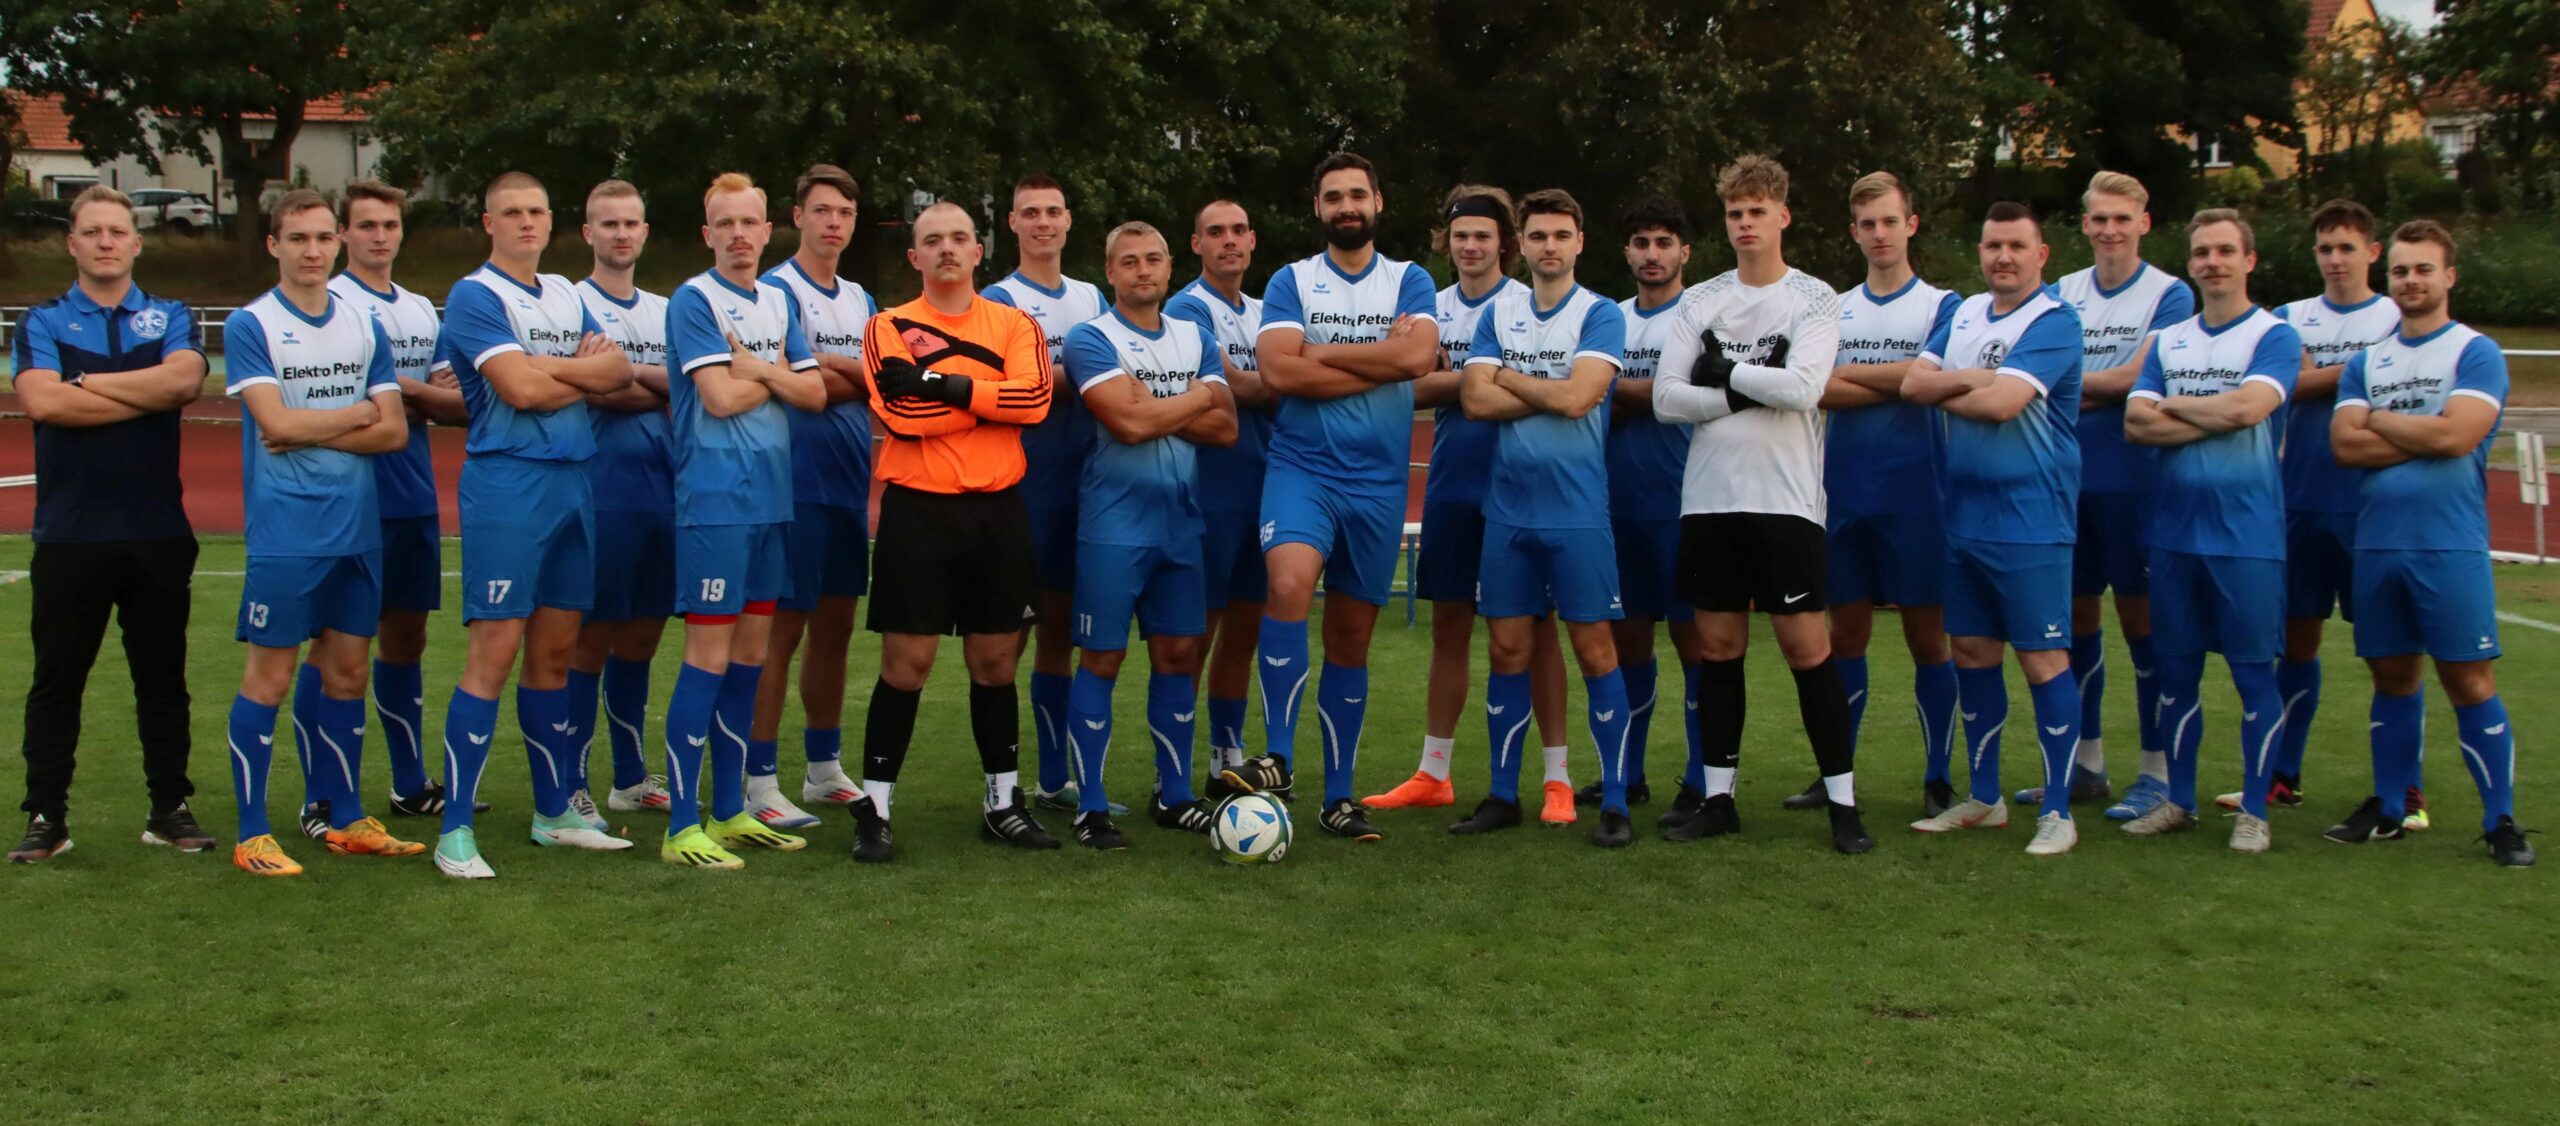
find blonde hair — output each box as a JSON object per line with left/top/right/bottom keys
{"left": 702, "top": 172, "right": 766, "bottom": 211}
{"left": 587, "top": 178, "right": 643, "bottom": 212}
{"left": 1847, "top": 171, "right": 1912, "bottom": 214}
{"left": 68, "top": 184, "right": 133, "bottom": 225}
{"left": 2085, "top": 171, "right": 2149, "bottom": 209}
{"left": 1102, "top": 220, "right": 1166, "bottom": 260}
{"left": 1717, "top": 155, "right": 1789, "bottom": 205}
{"left": 2187, "top": 207, "right": 2255, "bottom": 255}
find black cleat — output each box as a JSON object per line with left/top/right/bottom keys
{"left": 298, "top": 802, "right": 332, "bottom": 841}
{"left": 141, "top": 803, "right": 217, "bottom": 853}
{"left": 1150, "top": 795, "right": 1215, "bottom": 834}
{"left": 2323, "top": 796, "right": 2406, "bottom": 845}
{"left": 1576, "top": 779, "right": 1653, "bottom": 807}
{"left": 1663, "top": 792, "right": 1740, "bottom": 842}
{"left": 980, "top": 788, "right": 1062, "bottom": 850}
{"left": 1657, "top": 783, "right": 1706, "bottom": 830}
{"left": 1592, "top": 808, "right": 1634, "bottom": 849}
{"left": 850, "top": 797, "right": 895, "bottom": 864}
{"left": 388, "top": 783, "right": 490, "bottom": 817}
{"left": 8, "top": 813, "right": 71, "bottom": 863}
{"left": 2269, "top": 772, "right": 2305, "bottom": 808}
{"left": 2482, "top": 815, "right": 2538, "bottom": 868}
{"left": 1448, "top": 796, "right": 1524, "bottom": 836}
{"left": 1320, "top": 798, "right": 1383, "bottom": 841}
{"left": 1781, "top": 778, "right": 1827, "bottom": 811}
{"left": 1074, "top": 811, "right": 1129, "bottom": 851}
{"left": 1218, "top": 755, "right": 1294, "bottom": 799}
{"left": 1203, "top": 772, "right": 1246, "bottom": 803}
{"left": 1923, "top": 779, "right": 1957, "bottom": 819}
{"left": 1828, "top": 802, "right": 1875, "bottom": 855}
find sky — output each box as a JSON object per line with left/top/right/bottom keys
{"left": 2371, "top": 0, "right": 2440, "bottom": 30}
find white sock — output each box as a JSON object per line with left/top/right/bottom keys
{"left": 1822, "top": 771, "right": 1856, "bottom": 807}
{"left": 2074, "top": 738, "right": 2106, "bottom": 772}
{"left": 1419, "top": 735, "right": 1455, "bottom": 781}
{"left": 1541, "top": 745, "right": 1571, "bottom": 786}
{"left": 809, "top": 759, "right": 849, "bottom": 783}
{"left": 1212, "top": 745, "right": 1245, "bottom": 772}
{"left": 745, "top": 773, "right": 778, "bottom": 800}
{"left": 862, "top": 779, "right": 894, "bottom": 818}
{"left": 1705, "top": 766, "right": 1737, "bottom": 798}
{"left": 985, "top": 770, "right": 1018, "bottom": 811}
{"left": 2138, "top": 750, "right": 2168, "bottom": 783}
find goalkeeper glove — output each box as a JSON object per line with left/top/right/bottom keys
{"left": 1687, "top": 330, "right": 1735, "bottom": 389}
{"left": 874, "top": 357, "right": 974, "bottom": 407}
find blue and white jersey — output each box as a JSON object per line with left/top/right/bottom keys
{"left": 1258, "top": 250, "right": 1438, "bottom": 495}
{"left": 329, "top": 274, "right": 448, "bottom": 521}
{"left": 1606, "top": 292, "right": 1694, "bottom": 523}
{"left": 2130, "top": 307, "right": 2302, "bottom": 559}
{"left": 2052, "top": 263, "right": 2194, "bottom": 493}
{"left": 987, "top": 271, "right": 1107, "bottom": 493}
{"left": 2277, "top": 294, "right": 2399, "bottom": 515}
{"left": 575, "top": 279, "right": 672, "bottom": 515}
{"left": 2337, "top": 321, "right": 2508, "bottom": 552}
{"left": 764, "top": 258, "right": 877, "bottom": 511}
{"left": 1062, "top": 310, "right": 1226, "bottom": 548}
{"left": 1465, "top": 284, "right": 1626, "bottom": 530}
{"left": 225, "top": 289, "right": 401, "bottom": 557}
{"left": 442, "top": 264, "right": 604, "bottom": 462}
{"left": 1164, "top": 277, "right": 1266, "bottom": 515}
{"left": 1428, "top": 277, "right": 1526, "bottom": 505}
{"left": 1828, "top": 276, "right": 1962, "bottom": 520}
{"left": 665, "top": 271, "right": 819, "bottom": 527}
{"left": 1921, "top": 290, "right": 2084, "bottom": 545}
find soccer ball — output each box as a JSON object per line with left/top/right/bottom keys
{"left": 1211, "top": 794, "right": 1291, "bottom": 864}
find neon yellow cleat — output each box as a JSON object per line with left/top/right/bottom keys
{"left": 662, "top": 824, "right": 744, "bottom": 870}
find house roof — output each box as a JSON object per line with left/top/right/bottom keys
{"left": 2307, "top": 0, "right": 2353, "bottom": 43}
{"left": 5, "top": 88, "right": 368, "bottom": 154}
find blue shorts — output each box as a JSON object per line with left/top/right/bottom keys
{"left": 2286, "top": 510, "right": 2357, "bottom": 622}
{"left": 1612, "top": 515, "right": 1690, "bottom": 622}
{"left": 2149, "top": 549, "right": 2285, "bottom": 662}
{"left": 1943, "top": 536, "right": 2073, "bottom": 651}
{"left": 1828, "top": 511, "right": 1946, "bottom": 608}
{"left": 1074, "top": 539, "right": 1208, "bottom": 650}
{"left": 590, "top": 509, "right": 676, "bottom": 623}
{"left": 2073, "top": 491, "right": 2152, "bottom": 598}
{"left": 783, "top": 501, "right": 870, "bottom": 611}
{"left": 1414, "top": 499, "right": 1484, "bottom": 603}
{"left": 1024, "top": 480, "right": 1079, "bottom": 594}
{"left": 1258, "top": 469, "right": 1403, "bottom": 607}
{"left": 1480, "top": 520, "right": 1623, "bottom": 623}
{"left": 677, "top": 522, "right": 789, "bottom": 615}
{"left": 378, "top": 514, "right": 442, "bottom": 614}
{"left": 460, "top": 458, "right": 594, "bottom": 621}
{"left": 2352, "top": 549, "right": 2501, "bottom": 662}
{"left": 1201, "top": 508, "right": 1269, "bottom": 611}
{"left": 239, "top": 551, "right": 382, "bottom": 647}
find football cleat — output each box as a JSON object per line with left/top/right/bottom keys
{"left": 1074, "top": 811, "right": 1129, "bottom": 851}
{"left": 745, "top": 776, "right": 822, "bottom": 829}
{"left": 2025, "top": 811, "right": 2079, "bottom": 856}
{"left": 1657, "top": 783, "right": 1706, "bottom": 830}
{"left": 1592, "top": 808, "right": 1634, "bottom": 849}
{"left": 298, "top": 802, "right": 331, "bottom": 841}
{"left": 1031, "top": 782, "right": 1127, "bottom": 816}
{"left": 324, "top": 816, "right": 427, "bottom": 857}
{"left": 433, "top": 827, "right": 497, "bottom": 879}
{"left": 801, "top": 766, "right": 863, "bottom": 807}
{"left": 608, "top": 776, "right": 673, "bottom": 813}
{"left": 2015, "top": 766, "right": 2112, "bottom": 807}
{"left": 1828, "top": 802, "right": 1875, "bottom": 855}
{"left": 2481, "top": 815, "right": 2537, "bottom": 868}
{"left": 1911, "top": 798, "right": 2008, "bottom": 833}
{"left": 1781, "top": 778, "right": 1827, "bottom": 811}
{"left": 2120, "top": 801, "right": 2199, "bottom": 836}
{"left": 387, "top": 782, "right": 489, "bottom": 818}
{"left": 141, "top": 803, "right": 217, "bottom": 853}
{"left": 1539, "top": 781, "right": 1578, "bottom": 826}
{"left": 9, "top": 814, "right": 71, "bottom": 863}
{"left": 981, "top": 789, "right": 1063, "bottom": 850}
{"left": 2216, "top": 773, "right": 2305, "bottom": 813}
{"left": 530, "top": 810, "right": 635, "bottom": 851}
{"left": 1662, "top": 793, "right": 1740, "bottom": 842}
{"left": 849, "top": 798, "right": 895, "bottom": 864}
{"left": 2403, "top": 786, "right": 2432, "bottom": 832}
{"left": 1577, "top": 779, "right": 1652, "bottom": 807}
{"left": 661, "top": 824, "right": 744, "bottom": 870}
{"left": 2104, "top": 774, "right": 2171, "bottom": 821}
{"left": 1218, "top": 755, "right": 1294, "bottom": 800}
{"left": 2229, "top": 813, "right": 2272, "bottom": 854}
{"left": 2323, "top": 797, "right": 2407, "bottom": 845}
{"left": 1363, "top": 771, "right": 1455, "bottom": 810}
{"left": 566, "top": 788, "right": 609, "bottom": 832}
{"left": 231, "top": 834, "right": 302, "bottom": 877}
{"left": 1320, "top": 798, "right": 1383, "bottom": 842}
{"left": 709, "top": 811, "right": 805, "bottom": 851}
{"left": 1447, "top": 796, "right": 1523, "bottom": 836}
{"left": 1923, "top": 779, "right": 1957, "bottom": 819}
{"left": 1149, "top": 795, "right": 1215, "bottom": 834}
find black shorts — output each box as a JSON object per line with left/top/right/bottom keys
{"left": 1678, "top": 512, "right": 1828, "bottom": 615}
{"left": 868, "top": 484, "right": 1040, "bottom": 636}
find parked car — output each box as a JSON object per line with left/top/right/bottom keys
{"left": 129, "top": 188, "right": 218, "bottom": 233}
{"left": 8, "top": 200, "right": 71, "bottom": 232}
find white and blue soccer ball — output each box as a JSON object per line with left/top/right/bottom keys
{"left": 1211, "top": 794, "right": 1291, "bottom": 864}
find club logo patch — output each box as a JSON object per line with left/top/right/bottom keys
{"left": 128, "top": 308, "right": 169, "bottom": 340}
{"left": 1978, "top": 340, "right": 2008, "bottom": 368}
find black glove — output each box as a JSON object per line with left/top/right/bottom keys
{"left": 1687, "top": 329, "right": 1734, "bottom": 389}
{"left": 1724, "top": 384, "right": 1765, "bottom": 412}
{"left": 874, "top": 357, "right": 974, "bottom": 407}
{"left": 1762, "top": 337, "right": 1789, "bottom": 371}
{"left": 913, "top": 368, "right": 974, "bottom": 407}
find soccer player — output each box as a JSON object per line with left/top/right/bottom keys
{"left": 1649, "top": 155, "right": 1869, "bottom": 854}
{"left": 752, "top": 164, "right": 879, "bottom": 825}
{"left": 432, "top": 171, "right": 637, "bottom": 878}
{"left": 985, "top": 174, "right": 1116, "bottom": 814}
{"left": 330, "top": 179, "right": 473, "bottom": 828}
{"left": 1369, "top": 185, "right": 1576, "bottom": 821}
{"left": 221, "top": 189, "right": 423, "bottom": 875}
{"left": 10, "top": 185, "right": 209, "bottom": 864}
{"left": 2121, "top": 209, "right": 2303, "bottom": 852}
{"left": 566, "top": 179, "right": 676, "bottom": 821}
{"left": 1163, "top": 200, "right": 1271, "bottom": 791}
{"left": 2035, "top": 172, "right": 2194, "bottom": 819}
{"left": 1221, "top": 152, "right": 1439, "bottom": 843}
{"left": 2325, "top": 221, "right": 2534, "bottom": 866}
{"left": 1059, "top": 221, "right": 1239, "bottom": 847}
{"left": 656, "top": 172, "right": 830, "bottom": 869}
{"left": 1790, "top": 171, "right": 1963, "bottom": 817}
{"left": 1449, "top": 189, "right": 1637, "bottom": 847}
{"left": 1902, "top": 202, "right": 2088, "bottom": 856}
{"left": 851, "top": 201, "right": 1058, "bottom": 864}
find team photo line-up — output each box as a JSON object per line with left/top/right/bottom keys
{"left": 7, "top": 150, "right": 2532, "bottom": 877}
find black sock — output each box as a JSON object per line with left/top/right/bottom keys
{"left": 1700, "top": 657, "right": 1746, "bottom": 770}
{"left": 970, "top": 680, "right": 1020, "bottom": 778}
{"left": 863, "top": 678, "right": 921, "bottom": 784}
{"left": 1793, "top": 659, "right": 1856, "bottom": 780}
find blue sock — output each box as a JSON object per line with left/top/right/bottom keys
{"left": 805, "top": 726, "right": 842, "bottom": 765}
{"left": 2070, "top": 630, "right": 2104, "bottom": 751}
{"left": 1257, "top": 616, "right": 1310, "bottom": 770}
{"left": 1586, "top": 671, "right": 1633, "bottom": 814}
{"left": 1484, "top": 670, "right": 1532, "bottom": 803}
{"left": 439, "top": 689, "right": 499, "bottom": 834}
{"left": 2274, "top": 658, "right": 2320, "bottom": 779}
{"left": 2455, "top": 695, "right": 2517, "bottom": 831}
{"left": 662, "top": 663, "right": 722, "bottom": 832}
{"left": 226, "top": 695, "right": 280, "bottom": 840}
{"left": 515, "top": 684, "right": 572, "bottom": 819}
{"left": 564, "top": 666, "right": 600, "bottom": 795}
{"left": 1069, "top": 666, "right": 1115, "bottom": 814}
{"left": 1030, "top": 670, "right": 1073, "bottom": 793}
{"left": 603, "top": 656, "right": 653, "bottom": 790}
{"left": 1837, "top": 655, "right": 1870, "bottom": 754}
{"left": 1149, "top": 671, "right": 1198, "bottom": 805}
{"left": 1681, "top": 661, "right": 1705, "bottom": 794}
{"left": 747, "top": 739, "right": 780, "bottom": 780}
{"left": 2159, "top": 652, "right": 2206, "bottom": 813}
{"left": 292, "top": 662, "right": 324, "bottom": 808}
{"left": 1316, "top": 662, "right": 1368, "bottom": 805}
{"left": 1915, "top": 660, "right": 1958, "bottom": 784}
{"left": 2128, "top": 632, "right": 2162, "bottom": 760}
{"left": 2371, "top": 689, "right": 2424, "bottom": 819}
{"left": 710, "top": 663, "right": 760, "bottom": 822}
{"left": 1621, "top": 658, "right": 1658, "bottom": 787}
{"left": 1956, "top": 665, "right": 2008, "bottom": 805}
{"left": 318, "top": 693, "right": 370, "bottom": 828}
{"left": 2028, "top": 672, "right": 2079, "bottom": 818}
{"left": 1208, "top": 695, "right": 1248, "bottom": 767}
{"left": 2233, "top": 660, "right": 2283, "bottom": 819}
{"left": 371, "top": 659, "right": 430, "bottom": 798}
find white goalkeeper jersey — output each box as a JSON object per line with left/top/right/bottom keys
{"left": 1648, "top": 267, "right": 1843, "bottom": 523}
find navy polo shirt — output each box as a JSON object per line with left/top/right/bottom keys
{"left": 13, "top": 284, "right": 203, "bottom": 542}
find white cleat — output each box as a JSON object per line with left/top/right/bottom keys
{"left": 567, "top": 788, "right": 610, "bottom": 832}
{"left": 529, "top": 811, "right": 636, "bottom": 851}
{"left": 747, "top": 775, "right": 822, "bottom": 829}
{"left": 2121, "top": 802, "right": 2199, "bottom": 836}
{"left": 609, "top": 775, "right": 673, "bottom": 813}
{"left": 434, "top": 828, "right": 497, "bottom": 880}
{"left": 1910, "top": 798, "right": 2009, "bottom": 833}
{"left": 2025, "top": 811, "right": 2079, "bottom": 856}
{"left": 2229, "top": 812, "right": 2272, "bottom": 853}
{"left": 801, "top": 766, "right": 863, "bottom": 807}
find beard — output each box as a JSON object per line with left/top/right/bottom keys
{"left": 1324, "top": 212, "right": 1376, "bottom": 250}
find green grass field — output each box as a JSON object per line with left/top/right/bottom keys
{"left": 3, "top": 535, "right": 2556, "bottom": 1123}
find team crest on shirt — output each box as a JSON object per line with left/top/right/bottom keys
{"left": 128, "top": 307, "right": 168, "bottom": 340}
{"left": 1978, "top": 340, "right": 2007, "bottom": 367}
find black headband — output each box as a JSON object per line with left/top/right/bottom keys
{"left": 1446, "top": 196, "right": 1508, "bottom": 224}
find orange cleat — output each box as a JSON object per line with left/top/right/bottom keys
{"left": 324, "top": 816, "right": 428, "bottom": 857}
{"left": 233, "top": 834, "right": 304, "bottom": 877}
{"left": 1540, "top": 781, "right": 1578, "bottom": 826}
{"left": 1362, "top": 771, "right": 1455, "bottom": 810}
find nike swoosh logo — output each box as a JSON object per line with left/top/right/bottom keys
{"left": 2370, "top": 721, "right": 2386, "bottom": 730}
{"left": 2044, "top": 725, "right": 2068, "bottom": 736}
{"left": 1783, "top": 592, "right": 1809, "bottom": 604}
{"left": 467, "top": 733, "right": 489, "bottom": 745}
{"left": 1264, "top": 655, "right": 1292, "bottom": 667}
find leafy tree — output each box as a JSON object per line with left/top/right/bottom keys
{"left": 2425, "top": 0, "right": 2560, "bottom": 210}
{"left": 2295, "top": 16, "right": 2425, "bottom": 204}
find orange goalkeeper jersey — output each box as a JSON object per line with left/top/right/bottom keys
{"left": 862, "top": 294, "right": 1053, "bottom": 494}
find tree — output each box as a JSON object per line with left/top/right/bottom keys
{"left": 2295, "top": 17, "right": 2424, "bottom": 205}
{"left": 2425, "top": 0, "right": 2560, "bottom": 210}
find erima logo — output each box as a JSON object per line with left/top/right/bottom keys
{"left": 725, "top": 306, "right": 742, "bottom": 318}
{"left": 550, "top": 720, "right": 573, "bottom": 733}
{"left": 257, "top": 734, "right": 273, "bottom": 746}
{"left": 2170, "top": 337, "right": 2190, "bottom": 351}
{"left": 2242, "top": 712, "right": 2259, "bottom": 722}
{"left": 2044, "top": 725, "right": 2069, "bottom": 736}
{"left": 2486, "top": 723, "right": 2509, "bottom": 735}
{"left": 1312, "top": 281, "right": 1332, "bottom": 295}
{"left": 2159, "top": 696, "right": 2178, "bottom": 708}
{"left": 2480, "top": 637, "right": 2494, "bottom": 649}
{"left": 1510, "top": 319, "right": 1528, "bottom": 332}
{"left": 1487, "top": 704, "right": 1507, "bottom": 715}
{"left": 1263, "top": 655, "right": 1292, "bottom": 667}
{"left": 1083, "top": 720, "right": 1106, "bottom": 730}
{"left": 1596, "top": 710, "right": 1616, "bottom": 723}
{"left": 2044, "top": 623, "right": 2064, "bottom": 638}
{"left": 280, "top": 330, "right": 300, "bottom": 346}
{"left": 1173, "top": 711, "right": 1195, "bottom": 722}
{"left": 686, "top": 735, "right": 706, "bottom": 746}
{"left": 1961, "top": 711, "right": 1978, "bottom": 722}
{"left": 467, "top": 732, "right": 490, "bottom": 745}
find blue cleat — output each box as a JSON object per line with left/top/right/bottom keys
{"left": 2014, "top": 766, "right": 2112, "bottom": 807}
{"left": 2103, "top": 774, "right": 2170, "bottom": 821}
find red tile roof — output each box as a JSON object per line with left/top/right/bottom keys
{"left": 6, "top": 88, "right": 367, "bottom": 154}
{"left": 2307, "top": 0, "right": 2351, "bottom": 43}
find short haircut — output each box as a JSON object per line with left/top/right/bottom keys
{"left": 483, "top": 170, "right": 546, "bottom": 210}
{"left": 1983, "top": 200, "right": 2041, "bottom": 240}
{"left": 703, "top": 171, "right": 766, "bottom": 211}
{"left": 1516, "top": 188, "right": 1584, "bottom": 231}
{"left": 1193, "top": 197, "right": 1247, "bottom": 231}
{"left": 337, "top": 179, "right": 406, "bottom": 224}
{"left": 1620, "top": 195, "right": 1689, "bottom": 243}
{"left": 1310, "top": 152, "right": 1379, "bottom": 197}
{"left": 2084, "top": 171, "right": 2148, "bottom": 209}
{"left": 1847, "top": 171, "right": 1913, "bottom": 215}
{"left": 586, "top": 178, "right": 642, "bottom": 213}
{"left": 1717, "top": 154, "right": 1788, "bottom": 204}
{"left": 796, "top": 164, "right": 860, "bottom": 207}
{"left": 2310, "top": 198, "right": 2378, "bottom": 241}
{"left": 1431, "top": 184, "right": 1518, "bottom": 271}
{"left": 1103, "top": 220, "right": 1166, "bottom": 260}
{"left": 2187, "top": 207, "right": 2255, "bottom": 255}
{"left": 1012, "top": 173, "right": 1064, "bottom": 204}
{"left": 269, "top": 188, "right": 334, "bottom": 236}
{"left": 67, "top": 184, "right": 133, "bottom": 224}
{"left": 2392, "top": 219, "right": 2458, "bottom": 269}
{"left": 910, "top": 200, "right": 974, "bottom": 246}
